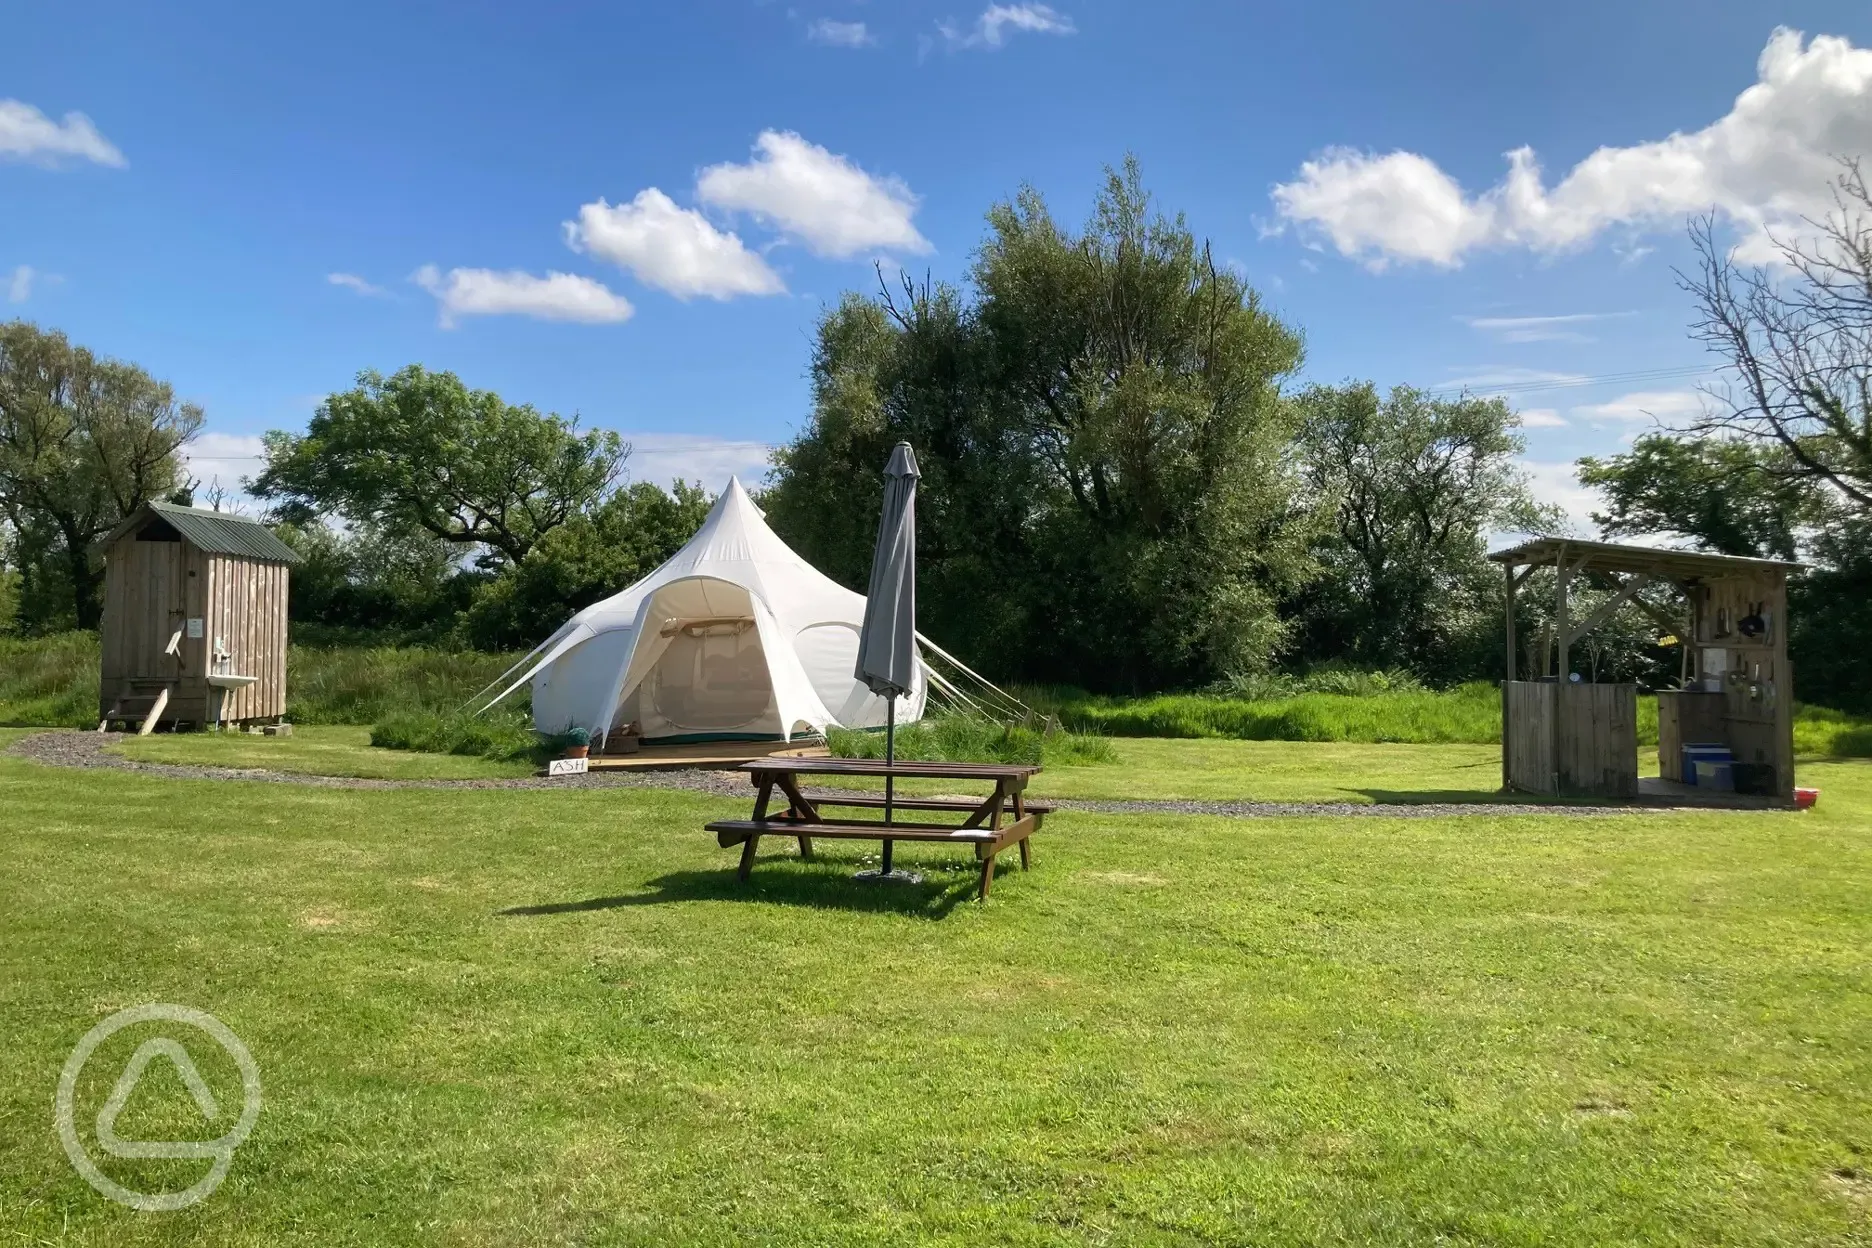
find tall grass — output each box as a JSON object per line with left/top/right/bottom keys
{"left": 1202, "top": 665, "right": 1429, "bottom": 700}
{"left": 288, "top": 645, "right": 527, "bottom": 724}
{"left": 0, "top": 633, "right": 527, "bottom": 728}
{"left": 369, "top": 706, "right": 542, "bottom": 764}
{"left": 1037, "top": 682, "right": 1510, "bottom": 744}
{"left": 0, "top": 632, "right": 101, "bottom": 727}
{"left": 1794, "top": 705, "right": 1872, "bottom": 758}
{"left": 826, "top": 715, "right": 1118, "bottom": 767}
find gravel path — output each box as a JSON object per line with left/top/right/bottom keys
{"left": 0, "top": 729, "right": 1719, "bottom": 819}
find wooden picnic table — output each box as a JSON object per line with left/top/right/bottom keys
{"left": 704, "top": 758, "right": 1048, "bottom": 900}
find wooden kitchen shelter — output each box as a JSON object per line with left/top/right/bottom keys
{"left": 96, "top": 501, "right": 301, "bottom": 732}
{"left": 1489, "top": 537, "right": 1800, "bottom": 803}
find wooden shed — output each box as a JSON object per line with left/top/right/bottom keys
{"left": 96, "top": 501, "right": 301, "bottom": 733}
{"left": 1489, "top": 537, "right": 1800, "bottom": 803}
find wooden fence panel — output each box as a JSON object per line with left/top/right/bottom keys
{"left": 1503, "top": 681, "right": 1556, "bottom": 794}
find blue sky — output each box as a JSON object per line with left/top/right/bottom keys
{"left": 5, "top": 1, "right": 1871, "bottom": 526}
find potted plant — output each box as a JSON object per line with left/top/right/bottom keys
{"left": 561, "top": 726, "right": 591, "bottom": 759}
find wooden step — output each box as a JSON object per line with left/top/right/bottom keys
{"left": 102, "top": 683, "right": 176, "bottom": 735}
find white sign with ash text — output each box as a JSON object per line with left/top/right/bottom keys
{"left": 547, "top": 756, "right": 589, "bottom": 778}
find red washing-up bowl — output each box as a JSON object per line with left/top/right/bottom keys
{"left": 1795, "top": 788, "right": 1820, "bottom": 810}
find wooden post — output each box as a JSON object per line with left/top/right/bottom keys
{"left": 1504, "top": 562, "right": 1518, "bottom": 683}
{"left": 1551, "top": 547, "right": 1570, "bottom": 793}
{"left": 1503, "top": 561, "right": 1517, "bottom": 791}
{"left": 1554, "top": 546, "right": 1571, "bottom": 679}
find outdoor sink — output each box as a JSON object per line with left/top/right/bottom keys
{"left": 206, "top": 673, "right": 258, "bottom": 690}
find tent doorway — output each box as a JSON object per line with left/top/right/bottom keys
{"left": 641, "top": 617, "right": 773, "bottom": 733}
{"left": 602, "top": 576, "right": 819, "bottom": 743}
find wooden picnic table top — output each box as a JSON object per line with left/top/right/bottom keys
{"left": 738, "top": 757, "right": 1042, "bottom": 780}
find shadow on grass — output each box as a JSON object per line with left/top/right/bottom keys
{"left": 499, "top": 854, "right": 995, "bottom": 920}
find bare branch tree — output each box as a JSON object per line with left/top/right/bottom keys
{"left": 1680, "top": 158, "right": 1872, "bottom": 509}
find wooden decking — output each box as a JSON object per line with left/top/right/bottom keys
{"left": 1634, "top": 776, "right": 1790, "bottom": 810}
{"left": 578, "top": 739, "right": 829, "bottom": 772}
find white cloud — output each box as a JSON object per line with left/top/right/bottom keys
{"left": 0, "top": 98, "right": 125, "bottom": 167}
{"left": 809, "top": 18, "right": 874, "bottom": 47}
{"left": 6, "top": 265, "right": 33, "bottom": 304}
{"left": 1272, "top": 149, "right": 1485, "bottom": 268}
{"left": 697, "top": 130, "right": 930, "bottom": 259}
{"left": 1519, "top": 408, "right": 1569, "bottom": 428}
{"left": 564, "top": 188, "right": 785, "bottom": 300}
{"left": 327, "top": 272, "right": 389, "bottom": 297}
{"left": 1518, "top": 460, "right": 1599, "bottom": 536}
{"left": 1270, "top": 27, "right": 1872, "bottom": 269}
{"left": 940, "top": 3, "right": 1075, "bottom": 49}
{"left": 413, "top": 265, "right": 634, "bottom": 328}
{"left": 1462, "top": 311, "right": 1635, "bottom": 343}
{"left": 1571, "top": 389, "right": 1705, "bottom": 425}
{"left": 1612, "top": 239, "right": 1655, "bottom": 267}
{"left": 623, "top": 433, "right": 776, "bottom": 494}
{"left": 1437, "top": 366, "right": 1587, "bottom": 393}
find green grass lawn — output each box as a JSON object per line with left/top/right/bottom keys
{"left": 1, "top": 745, "right": 1869, "bottom": 1244}
{"left": 102, "top": 728, "right": 1516, "bottom": 802}
{"left": 109, "top": 725, "right": 535, "bottom": 781}
{"left": 79, "top": 729, "right": 1827, "bottom": 807}
{"left": 813, "top": 738, "right": 1523, "bottom": 804}
{"left": 1038, "top": 739, "right": 1507, "bottom": 802}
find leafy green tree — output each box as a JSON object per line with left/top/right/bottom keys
{"left": 1578, "top": 432, "right": 1871, "bottom": 707}
{"left": 275, "top": 519, "right": 472, "bottom": 640}
{"left": 462, "top": 480, "right": 712, "bottom": 649}
{"left": 254, "top": 365, "right": 625, "bottom": 567}
{"left": 1288, "top": 383, "right": 1555, "bottom": 679}
{"left": 766, "top": 160, "right": 1312, "bottom": 689}
{"left": 0, "top": 519, "right": 19, "bottom": 635}
{"left": 1578, "top": 434, "right": 1813, "bottom": 560}
{"left": 1793, "top": 517, "right": 1872, "bottom": 711}
{"left": 0, "top": 321, "right": 202, "bottom": 628}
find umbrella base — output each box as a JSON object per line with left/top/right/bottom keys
{"left": 853, "top": 868, "right": 924, "bottom": 886}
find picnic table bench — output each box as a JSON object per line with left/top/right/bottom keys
{"left": 704, "top": 758, "right": 1047, "bottom": 899}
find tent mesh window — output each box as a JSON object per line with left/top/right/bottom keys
{"left": 649, "top": 619, "right": 774, "bottom": 731}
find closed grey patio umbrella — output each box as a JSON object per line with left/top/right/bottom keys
{"left": 853, "top": 442, "right": 919, "bottom": 880}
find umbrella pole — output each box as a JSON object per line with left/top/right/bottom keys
{"left": 882, "top": 692, "right": 896, "bottom": 874}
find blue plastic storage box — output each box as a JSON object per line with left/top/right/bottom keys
{"left": 1681, "top": 743, "right": 1732, "bottom": 786}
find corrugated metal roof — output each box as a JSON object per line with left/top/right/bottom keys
{"left": 1487, "top": 535, "right": 1800, "bottom": 577}
{"left": 138, "top": 500, "right": 303, "bottom": 563}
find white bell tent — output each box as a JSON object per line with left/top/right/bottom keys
{"left": 480, "top": 477, "right": 927, "bottom": 744}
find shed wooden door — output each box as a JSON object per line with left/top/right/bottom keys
{"left": 126, "top": 537, "right": 192, "bottom": 681}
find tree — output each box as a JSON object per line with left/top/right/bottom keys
{"left": 274, "top": 518, "right": 471, "bottom": 639}
{"left": 1579, "top": 162, "right": 1872, "bottom": 709}
{"left": 0, "top": 321, "right": 201, "bottom": 628}
{"left": 1577, "top": 434, "right": 1815, "bottom": 560}
{"left": 1289, "top": 383, "right": 1554, "bottom": 677}
{"left": 461, "top": 479, "right": 712, "bottom": 649}
{"left": 765, "top": 160, "right": 1312, "bottom": 689}
{"left": 0, "top": 516, "right": 19, "bottom": 635}
{"left": 1682, "top": 159, "right": 1872, "bottom": 508}
{"left": 253, "top": 365, "right": 625, "bottom": 567}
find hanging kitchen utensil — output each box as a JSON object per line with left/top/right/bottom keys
{"left": 1738, "top": 601, "right": 1766, "bottom": 638}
